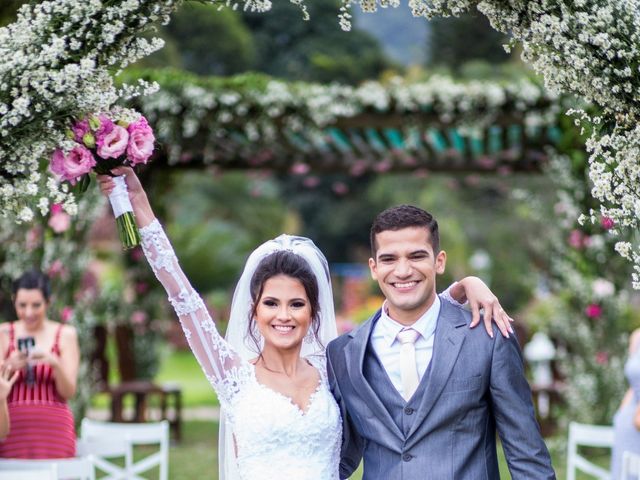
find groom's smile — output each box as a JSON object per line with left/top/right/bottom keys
{"left": 369, "top": 226, "right": 446, "bottom": 326}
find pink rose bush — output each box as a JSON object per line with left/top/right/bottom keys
{"left": 49, "top": 111, "right": 155, "bottom": 186}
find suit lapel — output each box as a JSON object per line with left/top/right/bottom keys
{"left": 345, "top": 310, "right": 404, "bottom": 441}
{"left": 406, "top": 301, "right": 466, "bottom": 441}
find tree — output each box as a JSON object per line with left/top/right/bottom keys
{"left": 241, "top": 0, "right": 391, "bottom": 84}
{"left": 139, "top": 3, "right": 255, "bottom": 75}
{"left": 0, "top": 1, "right": 24, "bottom": 27}
{"left": 428, "top": 12, "right": 510, "bottom": 70}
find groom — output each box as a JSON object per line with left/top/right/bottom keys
{"left": 326, "top": 205, "right": 555, "bottom": 479}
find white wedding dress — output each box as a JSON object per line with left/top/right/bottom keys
{"left": 139, "top": 220, "right": 342, "bottom": 480}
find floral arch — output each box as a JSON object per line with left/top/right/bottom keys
{"left": 0, "top": 0, "right": 638, "bottom": 426}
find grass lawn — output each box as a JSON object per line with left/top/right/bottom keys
{"left": 92, "top": 349, "right": 219, "bottom": 409}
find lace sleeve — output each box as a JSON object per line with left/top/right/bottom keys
{"left": 139, "top": 219, "right": 252, "bottom": 406}
{"left": 440, "top": 282, "right": 467, "bottom": 307}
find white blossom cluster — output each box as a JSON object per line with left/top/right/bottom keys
{"left": 138, "top": 72, "right": 559, "bottom": 164}
{"left": 0, "top": 0, "right": 186, "bottom": 222}
{"left": 516, "top": 152, "right": 635, "bottom": 423}
{"left": 340, "top": 0, "right": 640, "bottom": 285}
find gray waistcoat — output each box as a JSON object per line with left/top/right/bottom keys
{"left": 362, "top": 343, "right": 432, "bottom": 438}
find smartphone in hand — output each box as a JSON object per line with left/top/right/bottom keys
{"left": 17, "top": 336, "right": 35, "bottom": 386}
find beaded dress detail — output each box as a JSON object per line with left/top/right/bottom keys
{"left": 140, "top": 220, "right": 341, "bottom": 480}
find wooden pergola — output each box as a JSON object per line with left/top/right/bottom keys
{"left": 132, "top": 70, "right": 566, "bottom": 175}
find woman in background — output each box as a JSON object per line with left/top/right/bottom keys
{"left": 0, "top": 270, "right": 79, "bottom": 458}
{"left": 611, "top": 328, "right": 640, "bottom": 479}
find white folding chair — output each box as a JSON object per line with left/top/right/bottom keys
{"left": 0, "top": 464, "right": 58, "bottom": 480}
{"left": 566, "top": 421, "right": 615, "bottom": 480}
{"left": 76, "top": 436, "right": 133, "bottom": 480}
{"left": 0, "top": 457, "right": 93, "bottom": 480}
{"left": 81, "top": 418, "right": 169, "bottom": 480}
{"left": 623, "top": 451, "right": 640, "bottom": 479}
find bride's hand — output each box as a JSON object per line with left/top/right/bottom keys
{"left": 454, "top": 276, "right": 514, "bottom": 338}
{"left": 96, "top": 166, "right": 156, "bottom": 227}
{"left": 96, "top": 166, "right": 143, "bottom": 201}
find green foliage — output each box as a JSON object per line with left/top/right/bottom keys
{"left": 0, "top": 0, "right": 24, "bottom": 27}
{"left": 162, "top": 171, "right": 288, "bottom": 292}
{"left": 149, "top": 3, "right": 255, "bottom": 75}
{"left": 241, "top": 0, "right": 391, "bottom": 83}
{"left": 428, "top": 12, "right": 510, "bottom": 69}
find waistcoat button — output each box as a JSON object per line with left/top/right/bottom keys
{"left": 402, "top": 454, "right": 413, "bottom": 462}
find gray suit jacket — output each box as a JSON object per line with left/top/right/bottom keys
{"left": 326, "top": 299, "right": 556, "bottom": 479}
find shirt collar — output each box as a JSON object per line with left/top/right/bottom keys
{"left": 378, "top": 296, "right": 441, "bottom": 348}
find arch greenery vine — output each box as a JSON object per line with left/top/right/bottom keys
{"left": 0, "top": 0, "right": 639, "bottom": 287}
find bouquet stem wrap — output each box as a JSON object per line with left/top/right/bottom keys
{"left": 108, "top": 175, "right": 140, "bottom": 249}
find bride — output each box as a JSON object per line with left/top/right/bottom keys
{"left": 98, "top": 167, "right": 511, "bottom": 480}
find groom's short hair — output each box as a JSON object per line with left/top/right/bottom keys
{"left": 370, "top": 205, "right": 439, "bottom": 256}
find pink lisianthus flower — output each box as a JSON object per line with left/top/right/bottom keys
{"left": 50, "top": 146, "right": 96, "bottom": 184}
{"left": 97, "top": 123, "right": 129, "bottom": 159}
{"left": 60, "top": 306, "right": 74, "bottom": 323}
{"left": 291, "top": 163, "right": 310, "bottom": 175}
{"left": 585, "top": 303, "right": 603, "bottom": 318}
{"left": 48, "top": 259, "right": 66, "bottom": 278}
{"left": 568, "top": 229, "right": 590, "bottom": 249}
{"left": 595, "top": 351, "right": 609, "bottom": 365}
{"left": 601, "top": 216, "right": 615, "bottom": 230}
{"left": 71, "top": 119, "right": 90, "bottom": 143}
{"left": 48, "top": 207, "right": 71, "bottom": 233}
{"left": 126, "top": 116, "right": 155, "bottom": 165}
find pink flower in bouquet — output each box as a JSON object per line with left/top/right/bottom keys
{"left": 96, "top": 121, "right": 129, "bottom": 159}
{"left": 50, "top": 146, "right": 96, "bottom": 184}
{"left": 601, "top": 216, "right": 615, "bottom": 230}
{"left": 48, "top": 203, "right": 71, "bottom": 233}
{"left": 60, "top": 306, "right": 74, "bottom": 323}
{"left": 71, "top": 119, "right": 90, "bottom": 143}
{"left": 585, "top": 303, "right": 603, "bottom": 318}
{"left": 595, "top": 351, "right": 609, "bottom": 365}
{"left": 126, "top": 117, "right": 155, "bottom": 165}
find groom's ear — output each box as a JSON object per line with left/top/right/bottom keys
{"left": 368, "top": 257, "right": 378, "bottom": 280}
{"left": 435, "top": 250, "right": 446, "bottom": 275}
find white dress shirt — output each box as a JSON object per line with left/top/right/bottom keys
{"left": 371, "top": 296, "right": 441, "bottom": 398}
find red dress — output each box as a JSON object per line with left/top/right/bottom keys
{"left": 0, "top": 322, "right": 76, "bottom": 458}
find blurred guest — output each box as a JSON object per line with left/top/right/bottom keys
{"left": 611, "top": 328, "right": 640, "bottom": 479}
{"left": 0, "top": 270, "right": 79, "bottom": 458}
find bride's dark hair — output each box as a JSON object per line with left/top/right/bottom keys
{"left": 246, "top": 250, "right": 322, "bottom": 355}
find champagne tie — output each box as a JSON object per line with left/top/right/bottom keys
{"left": 397, "top": 328, "right": 420, "bottom": 401}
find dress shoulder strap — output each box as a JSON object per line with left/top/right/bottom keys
{"left": 52, "top": 322, "right": 64, "bottom": 354}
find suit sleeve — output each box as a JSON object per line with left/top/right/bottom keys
{"left": 326, "top": 342, "right": 363, "bottom": 479}
{"left": 489, "top": 333, "right": 556, "bottom": 479}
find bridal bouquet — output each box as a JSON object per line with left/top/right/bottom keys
{"left": 49, "top": 110, "right": 155, "bottom": 249}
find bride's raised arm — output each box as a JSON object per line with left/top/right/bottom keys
{"left": 97, "top": 167, "right": 251, "bottom": 407}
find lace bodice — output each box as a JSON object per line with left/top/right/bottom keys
{"left": 139, "top": 220, "right": 341, "bottom": 480}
